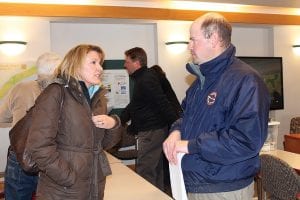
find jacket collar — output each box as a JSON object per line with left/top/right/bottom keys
{"left": 187, "top": 44, "right": 236, "bottom": 79}
{"left": 65, "top": 76, "right": 104, "bottom": 106}
{"left": 54, "top": 75, "right": 85, "bottom": 104}
{"left": 37, "top": 76, "right": 65, "bottom": 90}
{"left": 37, "top": 76, "right": 85, "bottom": 104}
{"left": 130, "top": 66, "right": 147, "bottom": 79}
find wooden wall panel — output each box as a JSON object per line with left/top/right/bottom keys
{"left": 1, "top": 3, "right": 300, "bottom": 25}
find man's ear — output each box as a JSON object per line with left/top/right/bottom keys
{"left": 210, "top": 32, "right": 219, "bottom": 48}
{"left": 133, "top": 60, "right": 141, "bottom": 69}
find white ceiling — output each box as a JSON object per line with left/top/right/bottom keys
{"left": 105, "top": 0, "right": 300, "bottom": 9}
{"left": 3, "top": 0, "right": 300, "bottom": 8}
{"left": 2, "top": 0, "right": 300, "bottom": 9}
{"left": 101, "top": 0, "right": 300, "bottom": 16}
{"left": 87, "top": 0, "right": 300, "bottom": 16}
{"left": 192, "top": 0, "right": 300, "bottom": 8}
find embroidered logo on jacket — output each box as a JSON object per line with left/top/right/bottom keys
{"left": 207, "top": 92, "right": 217, "bottom": 106}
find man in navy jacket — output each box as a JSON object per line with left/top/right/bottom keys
{"left": 163, "top": 12, "right": 270, "bottom": 200}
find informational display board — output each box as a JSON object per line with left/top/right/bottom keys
{"left": 102, "top": 60, "right": 133, "bottom": 116}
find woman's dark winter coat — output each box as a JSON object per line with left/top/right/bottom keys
{"left": 27, "top": 77, "right": 122, "bottom": 200}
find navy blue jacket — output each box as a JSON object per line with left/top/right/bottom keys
{"left": 171, "top": 45, "right": 270, "bottom": 193}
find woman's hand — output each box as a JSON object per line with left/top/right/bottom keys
{"left": 92, "top": 115, "right": 116, "bottom": 129}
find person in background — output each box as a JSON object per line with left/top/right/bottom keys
{"left": 0, "top": 52, "right": 61, "bottom": 200}
{"left": 150, "top": 65, "right": 182, "bottom": 118}
{"left": 163, "top": 12, "right": 270, "bottom": 200}
{"left": 149, "top": 64, "right": 182, "bottom": 194}
{"left": 26, "top": 44, "right": 122, "bottom": 200}
{"left": 120, "top": 47, "right": 180, "bottom": 192}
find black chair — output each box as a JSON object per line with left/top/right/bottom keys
{"left": 260, "top": 154, "right": 300, "bottom": 200}
{"left": 290, "top": 117, "right": 300, "bottom": 134}
{"left": 107, "top": 125, "right": 137, "bottom": 161}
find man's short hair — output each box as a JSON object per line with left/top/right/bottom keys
{"left": 125, "top": 47, "right": 147, "bottom": 67}
{"left": 201, "top": 13, "right": 232, "bottom": 48}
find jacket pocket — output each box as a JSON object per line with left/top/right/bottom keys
{"left": 67, "top": 151, "right": 92, "bottom": 181}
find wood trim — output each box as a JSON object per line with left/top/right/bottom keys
{"left": 1, "top": 2, "right": 300, "bottom": 25}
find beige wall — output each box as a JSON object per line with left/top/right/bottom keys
{"left": 156, "top": 20, "right": 192, "bottom": 102}
{"left": 273, "top": 26, "right": 300, "bottom": 149}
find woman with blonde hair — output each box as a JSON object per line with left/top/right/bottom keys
{"left": 27, "top": 44, "right": 122, "bottom": 200}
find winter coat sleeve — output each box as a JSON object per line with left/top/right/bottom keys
{"left": 92, "top": 90, "right": 122, "bottom": 150}
{"left": 120, "top": 103, "right": 131, "bottom": 125}
{"left": 27, "top": 84, "right": 76, "bottom": 187}
{"left": 102, "top": 115, "right": 122, "bottom": 150}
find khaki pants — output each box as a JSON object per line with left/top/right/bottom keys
{"left": 187, "top": 182, "right": 254, "bottom": 200}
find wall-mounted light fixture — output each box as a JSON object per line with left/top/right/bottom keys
{"left": 165, "top": 41, "right": 189, "bottom": 54}
{"left": 0, "top": 40, "right": 27, "bottom": 56}
{"left": 292, "top": 44, "right": 300, "bottom": 56}
{"left": 165, "top": 41, "right": 189, "bottom": 45}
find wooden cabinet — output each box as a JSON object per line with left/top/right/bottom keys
{"left": 284, "top": 134, "right": 300, "bottom": 154}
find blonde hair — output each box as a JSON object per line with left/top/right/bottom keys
{"left": 55, "top": 44, "right": 105, "bottom": 81}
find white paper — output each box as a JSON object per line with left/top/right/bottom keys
{"left": 169, "top": 153, "right": 188, "bottom": 200}
{"left": 102, "top": 69, "right": 130, "bottom": 109}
